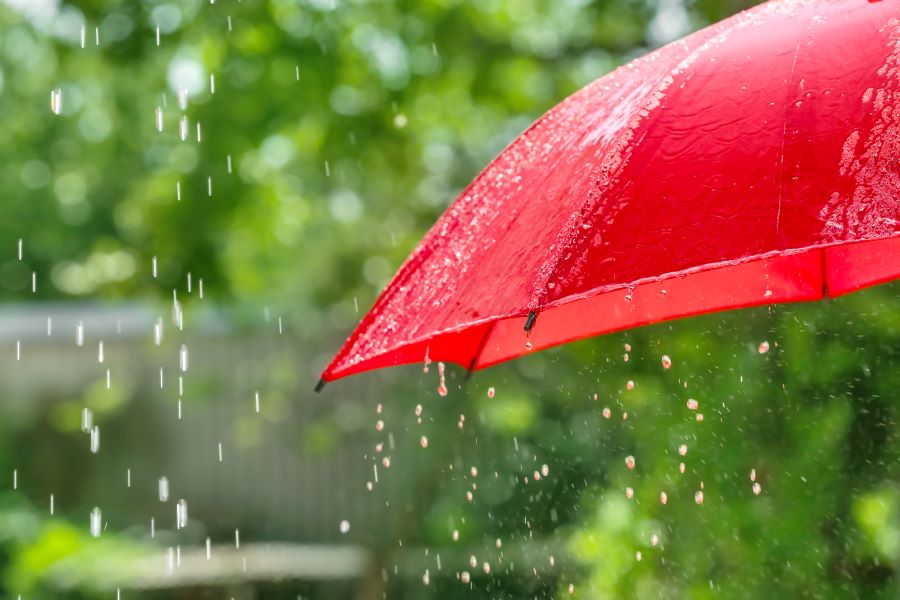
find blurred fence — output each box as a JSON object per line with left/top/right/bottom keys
{"left": 0, "top": 301, "right": 422, "bottom": 594}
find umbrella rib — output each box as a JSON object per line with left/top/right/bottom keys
{"left": 466, "top": 321, "right": 495, "bottom": 375}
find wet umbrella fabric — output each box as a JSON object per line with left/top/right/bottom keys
{"left": 320, "top": 0, "right": 900, "bottom": 386}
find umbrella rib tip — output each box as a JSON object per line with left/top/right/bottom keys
{"left": 314, "top": 378, "right": 326, "bottom": 393}
{"left": 524, "top": 310, "right": 537, "bottom": 332}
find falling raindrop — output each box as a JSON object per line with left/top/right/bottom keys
{"left": 694, "top": 490, "right": 705, "bottom": 504}
{"left": 626, "top": 380, "right": 635, "bottom": 390}
{"left": 176, "top": 499, "right": 188, "bottom": 529}
{"left": 254, "top": 391, "right": 260, "bottom": 413}
{"left": 340, "top": 520, "right": 350, "bottom": 534}
{"left": 460, "top": 571, "right": 471, "bottom": 584}
{"left": 209, "top": 74, "right": 215, "bottom": 94}
{"left": 90, "top": 507, "right": 102, "bottom": 537}
{"left": 155, "top": 106, "right": 164, "bottom": 131}
{"left": 98, "top": 341, "right": 104, "bottom": 363}
{"left": 179, "top": 344, "right": 189, "bottom": 372}
{"left": 158, "top": 477, "right": 169, "bottom": 502}
{"left": 625, "top": 486, "right": 634, "bottom": 499}
{"left": 235, "top": 528, "right": 240, "bottom": 548}
{"left": 155, "top": 25, "right": 160, "bottom": 46}
{"left": 625, "top": 455, "right": 636, "bottom": 470}
{"left": 602, "top": 407, "right": 611, "bottom": 419}
{"left": 752, "top": 482, "right": 762, "bottom": 495}
{"left": 420, "top": 436, "right": 428, "bottom": 448}
{"left": 678, "top": 444, "right": 688, "bottom": 456}
{"left": 90, "top": 426, "right": 100, "bottom": 453}
{"left": 687, "top": 398, "right": 699, "bottom": 410}
{"left": 661, "top": 355, "right": 672, "bottom": 369}
{"left": 487, "top": 387, "right": 495, "bottom": 398}
{"left": 81, "top": 408, "right": 93, "bottom": 432}
{"left": 50, "top": 88, "right": 63, "bottom": 115}
{"left": 179, "top": 116, "right": 189, "bottom": 141}
{"left": 437, "top": 362, "right": 447, "bottom": 396}
{"left": 206, "top": 537, "right": 212, "bottom": 560}
{"left": 660, "top": 491, "right": 668, "bottom": 504}
{"left": 758, "top": 341, "right": 770, "bottom": 354}
{"left": 49, "top": 493, "right": 54, "bottom": 515}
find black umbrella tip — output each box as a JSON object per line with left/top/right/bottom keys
{"left": 314, "top": 378, "right": 327, "bottom": 393}
{"left": 524, "top": 310, "right": 537, "bottom": 332}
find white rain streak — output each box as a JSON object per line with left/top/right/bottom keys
{"left": 90, "top": 426, "right": 100, "bottom": 453}
{"left": 90, "top": 507, "right": 102, "bottom": 537}
{"left": 50, "top": 88, "right": 63, "bottom": 114}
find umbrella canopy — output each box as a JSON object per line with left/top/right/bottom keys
{"left": 320, "top": 0, "right": 900, "bottom": 386}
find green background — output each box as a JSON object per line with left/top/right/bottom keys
{"left": 0, "top": 0, "right": 898, "bottom": 597}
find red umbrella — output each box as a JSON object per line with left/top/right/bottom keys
{"left": 319, "top": 0, "right": 900, "bottom": 389}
